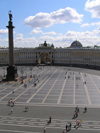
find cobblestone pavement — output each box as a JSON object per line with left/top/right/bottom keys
{"left": 0, "top": 116, "right": 100, "bottom": 132}
{"left": 0, "top": 66, "right": 100, "bottom": 133}
{"left": 0, "top": 115, "right": 100, "bottom": 131}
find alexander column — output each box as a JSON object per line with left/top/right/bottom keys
{"left": 5, "top": 11, "right": 18, "bottom": 81}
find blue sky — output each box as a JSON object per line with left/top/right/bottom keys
{"left": 0, "top": 0, "right": 100, "bottom": 48}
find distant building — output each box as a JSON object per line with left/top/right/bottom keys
{"left": 70, "top": 40, "right": 83, "bottom": 48}
{"left": 0, "top": 40, "right": 100, "bottom": 69}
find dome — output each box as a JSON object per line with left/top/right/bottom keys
{"left": 51, "top": 43, "right": 54, "bottom": 48}
{"left": 70, "top": 40, "right": 82, "bottom": 48}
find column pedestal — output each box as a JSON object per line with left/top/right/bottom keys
{"left": 3, "top": 66, "right": 18, "bottom": 81}
{"left": 6, "top": 66, "right": 18, "bottom": 81}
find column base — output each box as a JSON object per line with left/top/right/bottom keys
{"left": 3, "top": 66, "right": 18, "bottom": 81}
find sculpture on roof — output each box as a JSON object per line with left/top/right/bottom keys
{"left": 44, "top": 41, "right": 47, "bottom": 47}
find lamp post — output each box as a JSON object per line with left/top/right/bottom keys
{"left": 30, "top": 67, "right": 33, "bottom": 78}
{"left": 2, "top": 67, "right": 6, "bottom": 77}
{"left": 25, "top": 71, "right": 27, "bottom": 78}
{"left": 20, "top": 68, "right": 24, "bottom": 83}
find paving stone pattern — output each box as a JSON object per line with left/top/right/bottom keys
{"left": 0, "top": 66, "right": 100, "bottom": 106}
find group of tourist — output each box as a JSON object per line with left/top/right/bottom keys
{"left": 43, "top": 106, "right": 87, "bottom": 133}
{"left": 61, "top": 106, "right": 87, "bottom": 133}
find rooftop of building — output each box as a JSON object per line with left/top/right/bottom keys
{"left": 70, "top": 40, "right": 83, "bottom": 48}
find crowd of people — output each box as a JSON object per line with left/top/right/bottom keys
{"left": 61, "top": 106, "right": 87, "bottom": 133}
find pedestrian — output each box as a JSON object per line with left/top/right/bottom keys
{"left": 75, "top": 119, "right": 81, "bottom": 129}
{"left": 11, "top": 98, "right": 13, "bottom": 104}
{"left": 43, "top": 127, "right": 46, "bottom": 133}
{"left": 83, "top": 106, "right": 87, "bottom": 113}
{"left": 77, "top": 107, "right": 80, "bottom": 113}
{"left": 11, "top": 108, "right": 13, "bottom": 113}
{"left": 49, "top": 116, "right": 52, "bottom": 123}
{"left": 69, "top": 122, "right": 72, "bottom": 130}
{"left": 25, "top": 106, "right": 29, "bottom": 112}
{"left": 8, "top": 100, "right": 10, "bottom": 106}
{"left": 75, "top": 111, "right": 78, "bottom": 118}
{"left": 75, "top": 106, "right": 79, "bottom": 113}
{"left": 34, "top": 83, "right": 36, "bottom": 87}
{"left": 47, "top": 116, "right": 52, "bottom": 124}
{"left": 66, "top": 125, "right": 67, "bottom": 131}
{"left": 67, "top": 122, "right": 71, "bottom": 131}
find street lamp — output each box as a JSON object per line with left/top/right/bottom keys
{"left": 20, "top": 68, "right": 24, "bottom": 83}
{"left": 30, "top": 67, "right": 33, "bottom": 78}
{"left": 25, "top": 71, "right": 27, "bottom": 78}
{"left": 2, "top": 67, "right": 6, "bottom": 77}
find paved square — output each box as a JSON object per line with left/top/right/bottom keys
{"left": 0, "top": 66, "right": 100, "bottom": 132}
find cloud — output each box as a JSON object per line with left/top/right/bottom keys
{"left": 16, "top": 34, "right": 23, "bottom": 38}
{"left": 31, "top": 28, "right": 57, "bottom": 35}
{"left": 24, "top": 7, "right": 83, "bottom": 28}
{"left": 15, "top": 33, "right": 37, "bottom": 47}
{"left": 81, "top": 21, "right": 100, "bottom": 27}
{"left": 91, "top": 21, "right": 100, "bottom": 26}
{"left": 38, "top": 29, "right": 100, "bottom": 47}
{"left": 81, "top": 23, "right": 90, "bottom": 27}
{"left": 0, "top": 29, "right": 8, "bottom": 34}
{"left": 97, "top": 26, "right": 100, "bottom": 34}
{"left": 85, "top": 0, "right": 100, "bottom": 18}
{"left": 1, "top": 28, "right": 100, "bottom": 48}
{"left": 43, "top": 31, "right": 57, "bottom": 35}
{"left": 0, "top": 37, "right": 8, "bottom": 47}
{"left": 31, "top": 29, "right": 42, "bottom": 34}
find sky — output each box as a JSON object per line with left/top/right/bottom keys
{"left": 0, "top": 0, "right": 100, "bottom": 48}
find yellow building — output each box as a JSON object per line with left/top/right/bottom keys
{"left": 0, "top": 41, "right": 100, "bottom": 69}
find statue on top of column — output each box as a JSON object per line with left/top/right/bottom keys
{"left": 8, "top": 10, "right": 12, "bottom": 22}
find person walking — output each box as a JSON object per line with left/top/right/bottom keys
{"left": 83, "top": 106, "right": 87, "bottom": 113}
{"left": 66, "top": 124, "right": 67, "bottom": 131}
{"left": 75, "top": 106, "right": 80, "bottom": 113}
{"left": 75, "top": 111, "right": 78, "bottom": 118}
{"left": 69, "top": 122, "right": 72, "bottom": 130}
{"left": 75, "top": 119, "right": 82, "bottom": 129}
{"left": 43, "top": 127, "right": 46, "bottom": 133}
{"left": 47, "top": 116, "right": 52, "bottom": 124}
{"left": 11, "top": 108, "right": 13, "bottom": 113}
{"left": 67, "top": 122, "right": 71, "bottom": 130}
{"left": 11, "top": 98, "right": 13, "bottom": 104}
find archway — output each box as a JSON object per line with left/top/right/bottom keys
{"left": 38, "top": 52, "right": 52, "bottom": 64}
